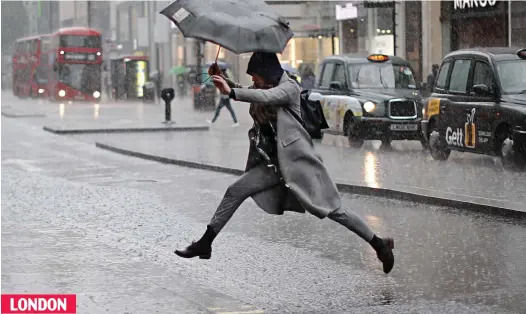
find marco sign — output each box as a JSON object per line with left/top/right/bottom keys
{"left": 454, "top": 0, "right": 498, "bottom": 10}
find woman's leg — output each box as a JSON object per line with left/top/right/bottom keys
{"left": 175, "top": 164, "right": 281, "bottom": 259}
{"left": 328, "top": 206, "right": 395, "bottom": 274}
{"left": 224, "top": 99, "right": 238, "bottom": 123}
{"left": 327, "top": 205, "right": 374, "bottom": 242}
{"left": 210, "top": 100, "right": 225, "bottom": 123}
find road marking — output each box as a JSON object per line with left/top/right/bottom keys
{"left": 2, "top": 159, "right": 44, "bottom": 172}
{"left": 215, "top": 310, "right": 265, "bottom": 314}
{"left": 207, "top": 307, "right": 265, "bottom": 314}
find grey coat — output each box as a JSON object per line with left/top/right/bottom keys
{"left": 228, "top": 73, "right": 341, "bottom": 219}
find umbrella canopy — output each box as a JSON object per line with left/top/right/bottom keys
{"left": 171, "top": 66, "right": 190, "bottom": 75}
{"left": 160, "top": 0, "right": 294, "bottom": 54}
{"left": 281, "top": 63, "right": 299, "bottom": 75}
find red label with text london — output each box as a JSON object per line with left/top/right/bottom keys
{"left": 1, "top": 294, "right": 76, "bottom": 314}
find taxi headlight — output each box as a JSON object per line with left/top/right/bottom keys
{"left": 363, "top": 101, "right": 376, "bottom": 113}
{"left": 58, "top": 90, "right": 66, "bottom": 97}
{"left": 93, "top": 91, "right": 101, "bottom": 98}
{"left": 38, "top": 88, "right": 44, "bottom": 94}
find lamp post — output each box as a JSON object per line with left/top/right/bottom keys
{"left": 508, "top": 0, "right": 512, "bottom": 47}
{"left": 87, "top": 0, "right": 91, "bottom": 27}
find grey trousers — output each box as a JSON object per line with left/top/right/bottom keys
{"left": 208, "top": 163, "right": 375, "bottom": 242}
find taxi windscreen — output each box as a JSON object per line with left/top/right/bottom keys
{"left": 348, "top": 63, "right": 417, "bottom": 89}
{"left": 496, "top": 60, "right": 526, "bottom": 94}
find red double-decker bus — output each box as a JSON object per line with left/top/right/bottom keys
{"left": 12, "top": 35, "right": 49, "bottom": 98}
{"left": 46, "top": 27, "right": 103, "bottom": 101}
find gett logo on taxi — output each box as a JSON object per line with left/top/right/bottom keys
{"left": 446, "top": 127, "right": 465, "bottom": 147}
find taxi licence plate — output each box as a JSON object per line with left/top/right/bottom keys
{"left": 390, "top": 124, "right": 418, "bottom": 131}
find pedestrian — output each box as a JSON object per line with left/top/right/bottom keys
{"left": 207, "top": 68, "right": 239, "bottom": 127}
{"left": 301, "top": 66, "right": 316, "bottom": 90}
{"left": 175, "top": 52, "right": 395, "bottom": 274}
{"left": 284, "top": 70, "right": 300, "bottom": 86}
{"left": 427, "top": 64, "right": 439, "bottom": 93}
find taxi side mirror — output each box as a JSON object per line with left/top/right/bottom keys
{"left": 329, "top": 81, "right": 343, "bottom": 91}
{"left": 472, "top": 84, "right": 491, "bottom": 96}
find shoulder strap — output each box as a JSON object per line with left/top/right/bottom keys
{"left": 285, "top": 106, "right": 305, "bottom": 127}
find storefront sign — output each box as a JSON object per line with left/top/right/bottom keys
{"left": 336, "top": 3, "right": 358, "bottom": 21}
{"left": 364, "top": 0, "right": 394, "bottom": 9}
{"left": 454, "top": 0, "right": 497, "bottom": 10}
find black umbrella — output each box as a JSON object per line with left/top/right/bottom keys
{"left": 160, "top": 0, "right": 294, "bottom": 54}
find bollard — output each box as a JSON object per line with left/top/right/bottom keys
{"left": 161, "top": 88, "right": 175, "bottom": 124}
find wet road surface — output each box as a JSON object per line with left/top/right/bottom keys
{"left": 78, "top": 129, "right": 526, "bottom": 212}
{"left": 2, "top": 117, "right": 526, "bottom": 313}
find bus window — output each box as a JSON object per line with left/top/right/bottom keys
{"left": 59, "top": 35, "right": 101, "bottom": 48}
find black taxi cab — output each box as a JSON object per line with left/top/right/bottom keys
{"left": 308, "top": 53, "right": 426, "bottom": 148}
{"left": 422, "top": 47, "right": 526, "bottom": 170}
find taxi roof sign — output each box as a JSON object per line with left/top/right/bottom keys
{"left": 517, "top": 48, "right": 526, "bottom": 60}
{"left": 367, "top": 54, "right": 389, "bottom": 62}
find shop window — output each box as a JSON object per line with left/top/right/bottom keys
{"left": 319, "top": 62, "right": 335, "bottom": 88}
{"left": 472, "top": 62, "right": 493, "bottom": 89}
{"left": 435, "top": 62, "right": 451, "bottom": 90}
{"left": 448, "top": 60, "right": 471, "bottom": 93}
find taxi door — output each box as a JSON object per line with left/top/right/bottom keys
{"left": 315, "top": 61, "right": 338, "bottom": 132}
{"left": 439, "top": 58, "right": 479, "bottom": 152}
{"left": 464, "top": 60, "right": 499, "bottom": 154}
{"left": 329, "top": 62, "right": 350, "bottom": 132}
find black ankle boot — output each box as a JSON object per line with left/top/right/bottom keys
{"left": 175, "top": 226, "right": 216, "bottom": 259}
{"left": 370, "top": 235, "right": 395, "bottom": 274}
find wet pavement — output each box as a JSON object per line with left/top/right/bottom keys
{"left": 77, "top": 129, "right": 526, "bottom": 213}
{"left": 1, "top": 92, "right": 247, "bottom": 130}
{"left": 3, "top": 92, "right": 525, "bottom": 210}
{"left": 3, "top": 115, "right": 526, "bottom": 313}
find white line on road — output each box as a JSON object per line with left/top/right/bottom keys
{"left": 2, "top": 159, "right": 44, "bottom": 172}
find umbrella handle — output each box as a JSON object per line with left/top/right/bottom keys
{"left": 215, "top": 45, "right": 221, "bottom": 63}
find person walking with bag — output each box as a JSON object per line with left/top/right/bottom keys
{"left": 207, "top": 68, "right": 239, "bottom": 127}
{"left": 175, "top": 52, "right": 395, "bottom": 274}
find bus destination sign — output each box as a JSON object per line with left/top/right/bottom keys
{"left": 64, "top": 53, "right": 96, "bottom": 61}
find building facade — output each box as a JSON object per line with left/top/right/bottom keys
{"left": 440, "top": 0, "right": 526, "bottom": 51}
{"left": 23, "top": 0, "right": 60, "bottom": 36}
{"left": 337, "top": 0, "right": 526, "bottom": 84}
{"left": 104, "top": 0, "right": 525, "bottom": 93}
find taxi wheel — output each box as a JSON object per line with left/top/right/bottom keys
{"left": 429, "top": 127, "right": 450, "bottom": 161}
{"left": 345, "top": 116, "right": 364, "bottom": 148}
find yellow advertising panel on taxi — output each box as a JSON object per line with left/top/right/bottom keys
{"left": 517, "top": 48, "right": 526, "bottom": 59}
{"left": 367, "top": 54, "right": 389, "bottom": 63}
